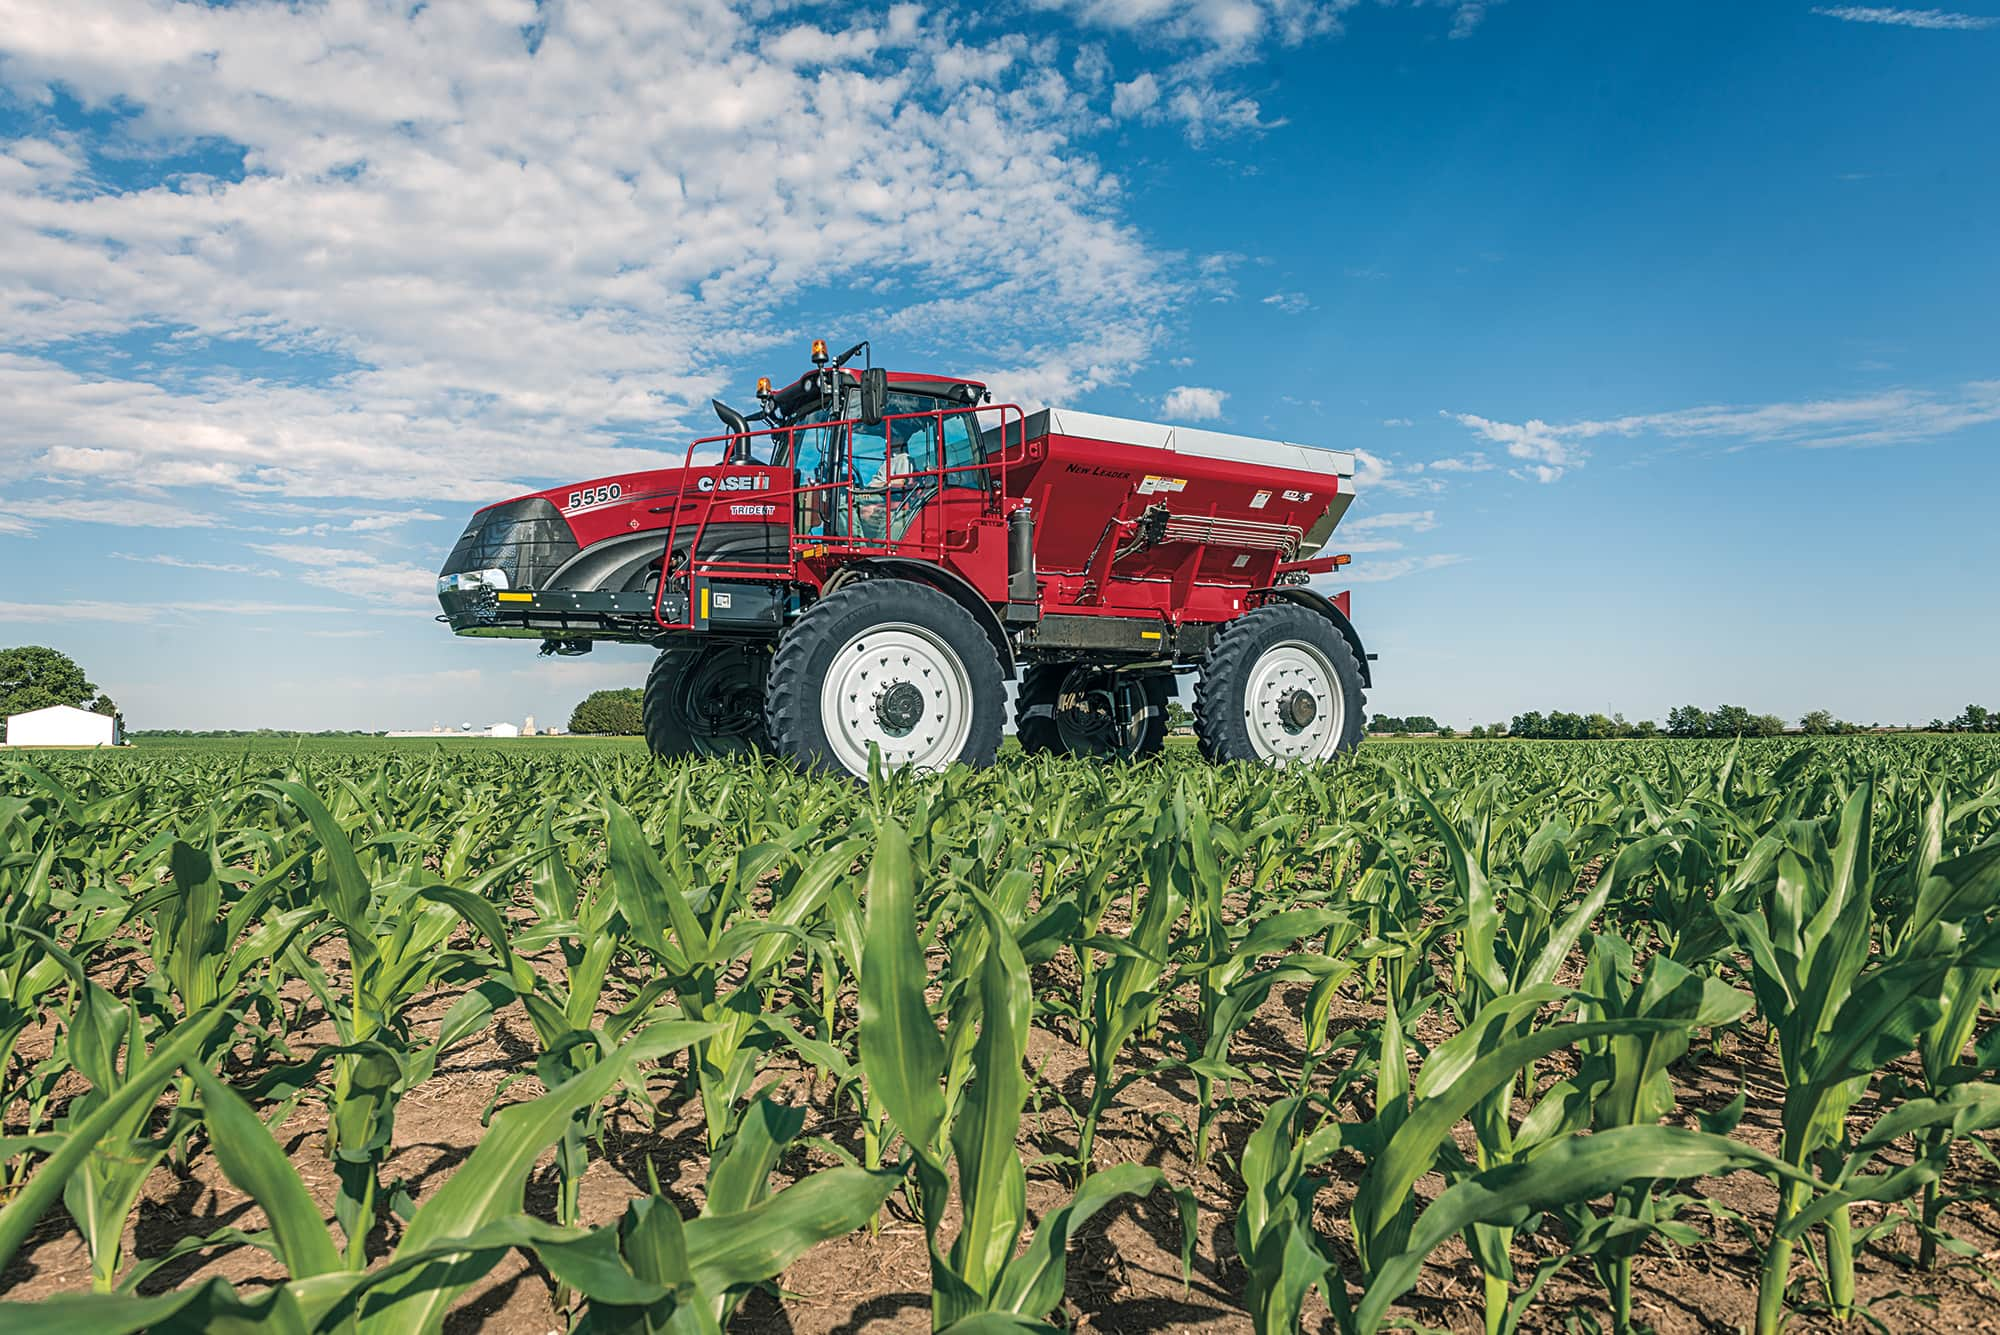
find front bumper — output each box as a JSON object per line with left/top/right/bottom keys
{"left": 438, "top": 585, "right": 667, "bottom": 639}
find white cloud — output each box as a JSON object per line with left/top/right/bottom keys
{"left": 1329, "top": 509, "right": 1438, "bottom": 556}
{"left": 1381, "top": 417, "right": 1413, "bottom": 428}
{"left": 1446, "top": 413, "right": 1585, "bottom": 482}
{"left": 248, "top": 542, "right": 438, "bottom": 608}
{"left": 1349, "top": 446, "right": 1445, "bottom": 497}
{"left": 1111, "top": 72, "right": 1161, "bottom": 117}
{"left": 1438, "top": 0, "right": 1504, "bottom": 38}
{"left": 0, "top": 598, "right": 354, "bottom": 624}
{"left": 1344, "top": 509, "right": 1438, "bottom": 534}
{"left": 1336, "top": 553, "right": 1468, "bottom": 583}
{"left": 110, "top": 551, "right": 281, "bottom": 577}
{"left": 0, "top": 2, "right": 1171, "bottom": 506}
{"left": 1447, "top": 380, "right": 2000, "bottom": 482}
{"left": 1036, "top": 0, "right": 1489, "bottom": 144}
{"left": 1163, "top": 385, "right": 1228, "bottom": 420}
{"left": 1261, "top": 291, "right": 1311, "bottom": 313}
{"left": 1030, "top": 0, "right": 1357, "bottom": 50}
{"left": 1167, "top": 84, "right": 1279, "bottom": 145}
{"left": 1, "top": 491, "right": 221, "bottom": 529}
{"left": 1811, "top": 6, "right": 2000, "bottom": 29}
{"left": 1426, "top": 452, "right": 1493, "bottom": 472}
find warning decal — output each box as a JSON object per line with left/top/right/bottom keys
{"left": 1136, "top": 474, "right": 1188, "bottom": 496}
{"left": 1249, "top": 489, "right": 1272, "bottom": 509}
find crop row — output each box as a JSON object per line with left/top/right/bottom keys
{"left": 0, "top": 736, "right": 1996, "bottom": 1332}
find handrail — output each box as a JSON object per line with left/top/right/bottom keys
{"left": 652, "top": 403, "right": 1026, "bottom": 630}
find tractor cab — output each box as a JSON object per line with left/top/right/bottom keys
{"left": 706, "top": 344, "right": 992, "bottom": 542}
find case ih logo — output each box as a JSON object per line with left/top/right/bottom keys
{"left": 697, "top": 474, "right": 772, "bottom": 493}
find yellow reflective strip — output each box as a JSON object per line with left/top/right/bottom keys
{"left": 496, "top": 592, "right": 532, "bottom": 602}
{"left": 1139, "top": 630, "right": 1162, "bottom": 640}
{"left": 699, "top": 586, "right": 710, "bottom": 619}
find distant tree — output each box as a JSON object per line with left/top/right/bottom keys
{"left": 1799, "top": 709, "right": 1836, "bottom": 735}
{"left": 1929, "top": 718, "right": 1948, "bottom": 733}
{"left": 1165, "top": 701, "right": 1194, "bottom": 731}
{"left": 569, "top": 688, "right": 644, "bottom": 736}
{"left": 1950, "top": 704, "right": 1996, "bottom": 733}
{"left": 1468, "top": 724, "right": 1487, "bottom": 739}
{"left": 1584, "top": 712, "right": 1617, "bottom": 739}
{"left": 1631, "top": 719, "right": 1659, "bottom": 738}
{"left": 1511, "top": 710, "right": 1546, "bottom": 738}
{"left": 1750, "top": 713, "right": 1786, "bottom": 737}
{"left": 0, "top": 646, "right": 119, "bottom": 724}
{"left": 1370, "top": 714, "right": 1410, "bottom": 734}
{"left": 1547, "top": 710, "right": 1587, "bottom": 740}
{"left": 1706, "top": 704, "right": 1754, "bottom": 737}
{"left": 1404, "top": 714, "right": 1440, "bottom": 734}
{"left": 1489, "top": 721, "right": 1508, "bottom": 737}
{"left": 1665, "top": 705, "right": 1707, "bottom": 738}
{"left": 1436, "top": 724, "right": 1456, "bottom": 738}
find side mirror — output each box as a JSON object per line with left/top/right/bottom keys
{"left": 859, "top": 367, "right": 889, "bottom": 427}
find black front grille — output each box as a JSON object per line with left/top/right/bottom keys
{"left": 438, "top": 497, "right": 578, "bottom": 589}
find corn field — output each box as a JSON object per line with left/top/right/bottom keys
{"left": 1, "top": 735, "right": 1998, "bottom": 1332}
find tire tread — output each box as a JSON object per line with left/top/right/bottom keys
{"left": 1193, "top": 603, "right": 1366, "bottom": 764}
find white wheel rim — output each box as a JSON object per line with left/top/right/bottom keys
{"left": 819, "top": 622, "right": 974, "bottom": 774}
{"left": 1243, "top": 638, "right": 1343, "bottom": 766}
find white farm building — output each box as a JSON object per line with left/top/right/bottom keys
{"left": 4, "top": 704, "right": 121, "bottom": 747}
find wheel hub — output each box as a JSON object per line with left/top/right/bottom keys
{"left": 818, "top": 623, "right": 976, "bottom": 773}
{"left": 1242, "top": 638, "right": 1344, "bottom": 766}
{"left": 874, "top": 680, "right": 925, "bottom": 734}
{"left": 1282, "top": 687, "right": 1318, "bottom": 730}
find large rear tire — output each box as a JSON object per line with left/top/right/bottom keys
{"left": 1193, "top": 604, "right": 1365, "bottom": 766}
{"left": 765, "top": 581, "right": 1004, "bottom": 776}
{"left": 1015, "top": 665, "right": 1170, "bottom": 760}
{"left": 643, "top": 644, "right": 770, "bottom": 759}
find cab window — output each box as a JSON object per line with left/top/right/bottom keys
{"left": 937, "top": 411, "right": 984, "bottom": 489}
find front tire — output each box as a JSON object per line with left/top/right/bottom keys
{"left": 765, "top": 581, "right": 1004, "bottom": 776}
{"left": 1193, "top": 604, "right": 1365, "bottom": 766}
{"left": 1015, "top": 665, "right": 1170, "bottom": 760}
{"left": 643, "top": 644, "right": 770, "bottom": 759}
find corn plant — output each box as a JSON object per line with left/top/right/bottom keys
{"left": 858, "top": 821, "right": 1194, "bottom": 1331}
{"left": 265, "top": 780, "right": 535, "bottom": 1262}
{"left": 604, "top": 796, "right": 851, "bottom": 1150}
{"left": 1072, "top": 793, "right": 1191, "bottom": 1171}
{"left": 1712, "top": 782, "right": 2000, "bottom": 1332}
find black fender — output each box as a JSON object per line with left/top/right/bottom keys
{"left": 823, "top": 558, "right": 1016, "bottom": 679}
{"left": 1253, "top": 587, "right": 1372, "bottom": 687}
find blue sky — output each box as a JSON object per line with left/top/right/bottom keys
{"left": 3, "top": 0, "right": 1995, "bottom": 731}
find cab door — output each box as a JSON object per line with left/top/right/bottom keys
{"left": 886, "top": 405, "right": 994, "bottom": 555}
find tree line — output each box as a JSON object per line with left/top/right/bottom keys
{"left": 1372, "top": 704, "right": 1880, "bottom": 739}
{"left": 1928, "top": 704, "right": 1999, "bottom": 733}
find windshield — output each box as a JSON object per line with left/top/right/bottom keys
{"left": 783, "top": 390, "right": 954, "bottom": 484}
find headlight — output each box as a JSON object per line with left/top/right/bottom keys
{"left": 437, "top": 568, "right": 512, "bottom": 593}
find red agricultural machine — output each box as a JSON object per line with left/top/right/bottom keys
{"left": 437, "top": 340, "right": 1371, "bottom": 776}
